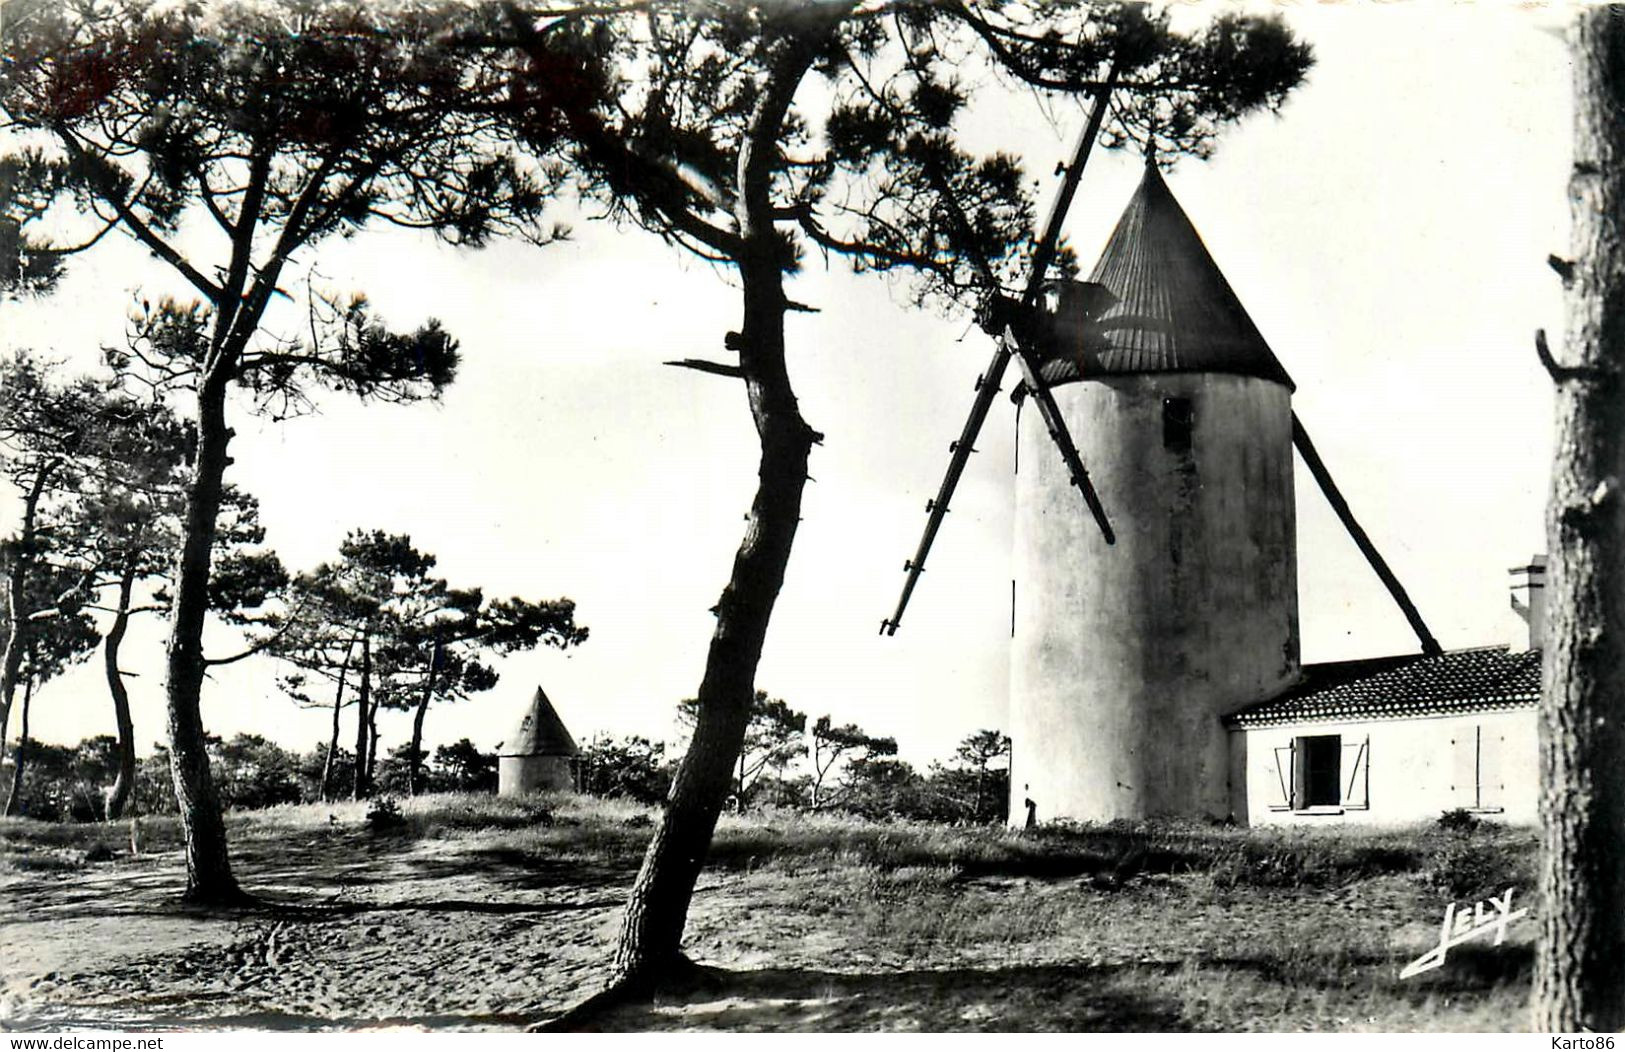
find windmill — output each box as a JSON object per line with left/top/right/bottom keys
{"left": 881, "top": 98, "right": 1444, "bottom": 824}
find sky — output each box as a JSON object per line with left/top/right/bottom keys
{"left": 0, "top": 3, "right": 1574, "bottom": 769}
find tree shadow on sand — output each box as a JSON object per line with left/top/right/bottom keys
{"left": 5, "top": 1008, "right": 543, "bottom": 1032}
{"left": 5, "top": 830, "right": 628, "bottom": 923}
{"left": 544, "top": 943, "right": 1535, "bottom": 1033}
{"left": 563, "top": 961, "right": 1198, "bottom": 1032}
{"left": 9, "top": 884, "right": 624, "bottom": 923}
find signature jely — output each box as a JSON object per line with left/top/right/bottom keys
{"left": 1400, "top": 887, "right": 1528, "bottom": 979}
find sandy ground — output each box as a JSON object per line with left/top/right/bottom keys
{"left": 0, "top": 817, "right": 1534, "bottom": 1032}
{"left": 2, "top": 826, "right": 629, "bottom": 1030}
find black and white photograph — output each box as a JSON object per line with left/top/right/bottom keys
{"left": 0, "top": 0, "right": 1619, "bottom": 1034}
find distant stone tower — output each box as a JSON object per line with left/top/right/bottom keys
{"left": 1010, "top": 164, "right": 1301, "bottom": 824}
{"left": 498, "top": 686, "right": 578, "bottom": 796}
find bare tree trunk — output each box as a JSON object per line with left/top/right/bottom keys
{"left": 0, "top": 470, "right": 51, "bottom": 773}
{"left": 320, "top": 639, "right": 354, "bottom": 803}
{"left": 812, "top": 754, "right": 827, "bottom": 810}
{"left": 604, "top": 34, "right": 824, "bottom": 993}
{"left": 1535, "top": 5, "right": 1625, "bottom": 1031}
{"left": 407, "top": 639, "right": 441, "bottom": 797}
{"left": 103, "top": 559, "right": 139, "bottom": 820}
{"left": 164, "top": 369, "right": 243, "bottom": 904}
{"left": 3, "top": 678, "right": 33, "bottom": 816}
{"left": 352, "top": 632, "right": 372, "bottom": 800}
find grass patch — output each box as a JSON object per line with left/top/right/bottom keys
{"left": 1, "top": 793, "right": 1536, "bottom": 900}
{"left": 0, "top": 814, "right": 186, "bottom": 872}
{"left": 385, "top": 798, "right": 1534, "bottom": 898}
{"left": 704, "top": 810, "right": 1521, "bottom": 891}
{"left": 1419, "top": 827, "right": 1534, "bottom": 899}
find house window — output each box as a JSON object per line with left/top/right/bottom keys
{"left": 1163, "top": 396, "right": 1194, "bottom": 453}
{"left": 1270, "top": 734, "right": 1370, "bottom": 813}
{"left": 1296, "top": 734, "right": 1342, "bottom": 807}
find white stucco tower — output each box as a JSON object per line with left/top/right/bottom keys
{"left": 1010, "top": 165, "right": 1301, "bottom": 824}
{"left": 498, "top": 685, "right": 579, "bottom": 796}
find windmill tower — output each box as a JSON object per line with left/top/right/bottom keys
{"left": 497, "top": 685, "right": 579, "bottom": 796}
{"left": 1009, "top": 164, "right": 1299, "bottom": 823}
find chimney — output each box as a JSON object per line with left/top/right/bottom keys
{"left": 1508, "top": 555, "right": 1548, "bottom": 652}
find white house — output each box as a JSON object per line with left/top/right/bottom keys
{"left": 1225, "top": 558, "right": 1545, "bottom": 826}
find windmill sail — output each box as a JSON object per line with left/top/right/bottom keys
{"left": 1004, "top": 331, "right": 1115, "bottom": 541}
{"left": 882, "top": 342, "right": 1015, "bottom": 636}
{"left": 882, "top": 70, "right": 1119, "bottom": 635}
{"left": 1291, "top": 414, "right": 1442, "bottom": 656}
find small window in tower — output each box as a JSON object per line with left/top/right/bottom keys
{"left": 1163, "top": 396, "right": 1194, "bottom": 453}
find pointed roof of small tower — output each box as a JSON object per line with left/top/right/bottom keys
{"left": 500, "top": 686, "right": 577, "bottom": 757}
{"left": 1039, "top": 163, "right": 1293, "bottom": 390}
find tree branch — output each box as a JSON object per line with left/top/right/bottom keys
{"left": 210, "top": 139, "right": 275, "bottom": 359}
{"left": 54, "top": 130, "right": 224, "bottom": 302}
{"left": 1537, "top": 328, "right": 1612, "bottom": 385}
{"left": 664, "top": 358, "right": 744, "bottom": 379}
{"left": 937, "top": 2, "right": 1118, "bottom": 93}
{"left": 202, "top": 629, "right": 285, "bottom": 667}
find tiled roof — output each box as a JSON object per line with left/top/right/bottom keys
{"left": 499, "top": 685, "right": 578, "bottom": 756}
{"left": 1034, "top": 163, "right": 1294, "bottom": 391}
{"left": 1224, "top": 645, "right": 1541, "bottom": 729}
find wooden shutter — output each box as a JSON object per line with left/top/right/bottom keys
{"left": 1479, "top": 729, "right": 1504, "bottom": 810}
{"left": 1449, "top": 729, "right": 1478, "bottom": 808}
{"left": 1270, "top": 741, "right": 1296, "bottom": 811}
{"left": 1342, "top": 736, "right": 1370, "bottom": 810}
{"left": 1293, "top": 735, "right": 1313, "bottom": 808}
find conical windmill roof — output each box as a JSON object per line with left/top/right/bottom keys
{"left": 500, "top": 686, "right": 578, "bottom": 757}
{"left": 1037, "top": 163, "right": 1294, "bottom": 390}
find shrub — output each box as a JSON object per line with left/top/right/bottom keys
{"left": 296, "top": 742, "right": 354, "bottom": 802}
{"left": 577, "top": 735, "right": 674, "bottom": 804}
{"left": 0, "top": 737, "right": 122, "bottom": 822}
{"left": 372, "top": 745, "right": 417, "bottom": 797}
{"left": 430, "top": 739, "right": 498, "bottom": 793}
{"left": 365, "top": 795, "right": 405, "bottom": 832}
{"left": 1423, "top": 836, "right": 1523, "bottom": 900}
{"left": 134, "top": 749, "right": 179, "bottom": 815}
{"left": 209, "top": 734, "right": 302, "bottom": 810}
{"left": 1436, "top": 808, "right": 1482, "bottom": 833}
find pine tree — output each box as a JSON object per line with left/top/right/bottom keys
{"left": 1, "top": 1, "right": 576, "bottom": 902}
{"left": 489, "top": 0, "right": 1311, "bottom": 1013}
{"left": 1533, "top": 4, "right": 1625, "bottom": 1031}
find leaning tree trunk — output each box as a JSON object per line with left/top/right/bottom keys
{"left": 605, "top": 36, "right": 822, "bottom": 991}
{"left": 0, "top": 469, "right": 50, "bottom": 772}
{"left": 353, "top": 632, "right": 372, "bottom": 800}
{"left": 1535, "top": 5, "right": 1625, "bottom": 1031}
{"left": 0, "top": 562, "right": 25, "bottom": 773}
{"left": 164, "top": 367, "right": 243, "bottom": 904}
{"left": 103, "top": 558, "right": 139, "bottom": 820}
{"left": 3, "top": 678, "right": 33, "bottom": 816}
